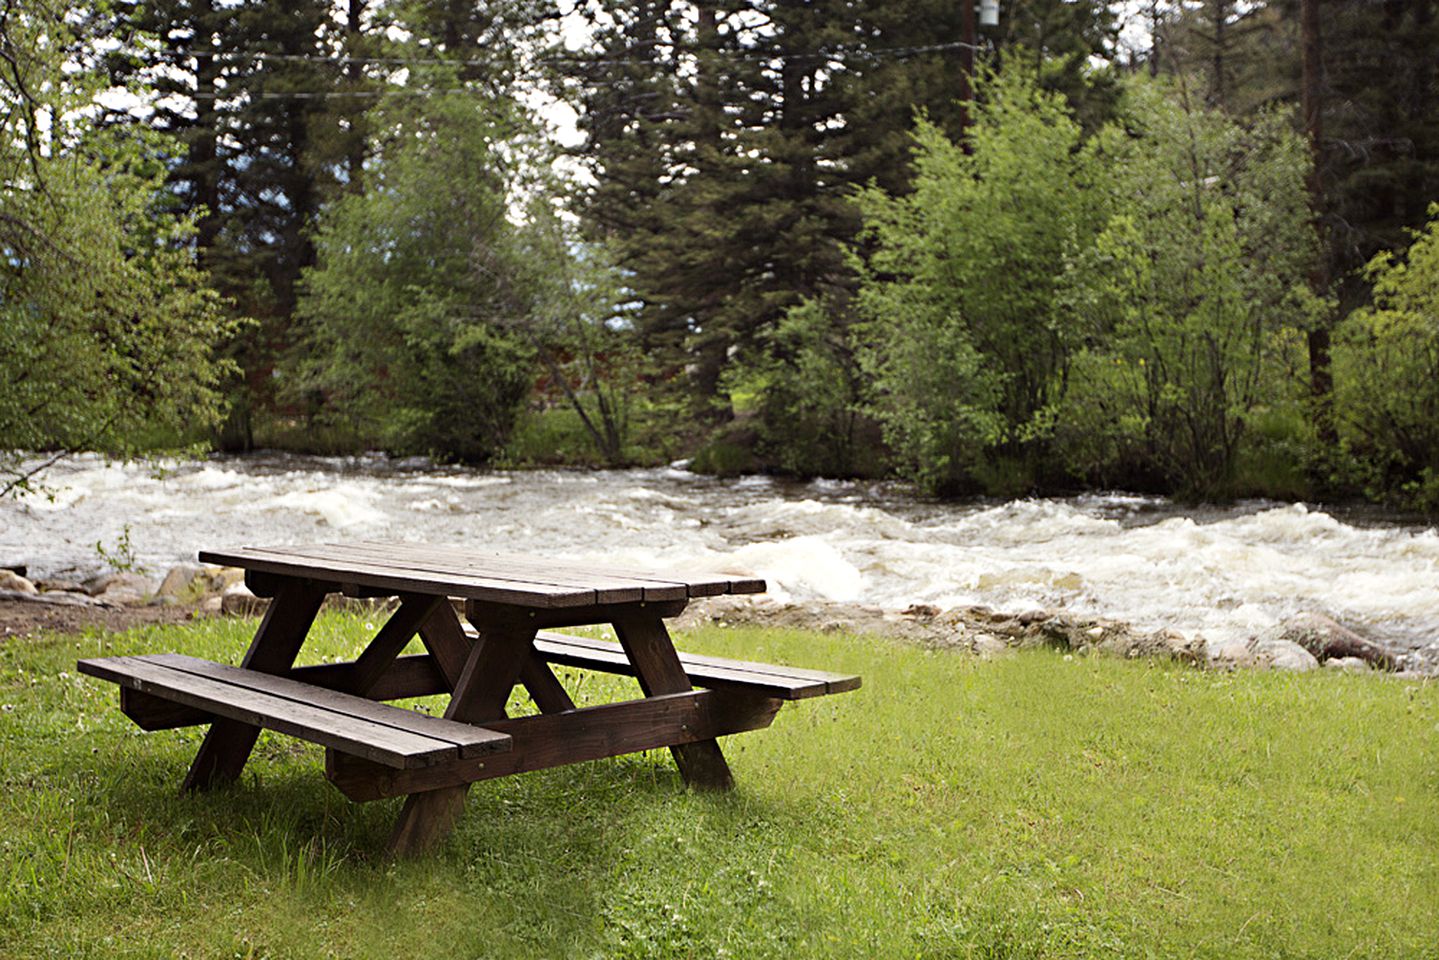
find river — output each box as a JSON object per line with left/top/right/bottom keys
{"left": 3, "top": 453, "right": 1437, "bottom": 653}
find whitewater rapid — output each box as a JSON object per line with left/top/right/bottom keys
{"left": 3, "top": 454, "right": 1437, "bottom": 652}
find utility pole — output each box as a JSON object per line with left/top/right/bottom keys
{"left": 958, "top": 0, "right": 976, "bottom": 153}
{"left": 1301, "top": 0, "right": 1336, "bottom": 448}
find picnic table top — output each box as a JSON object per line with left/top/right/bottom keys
{"left": 198, "top": 540, "right": 766, "bottom": 609}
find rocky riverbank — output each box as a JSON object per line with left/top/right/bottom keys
{"left": 673, "top": 596, "right": 1439, "bottom": 678}
{"left": 2, "top": 563, "right": 1435, "bottom": 678}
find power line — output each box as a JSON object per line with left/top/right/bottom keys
{"left": 132, "top": 38, "right": 979, "bottom": 71}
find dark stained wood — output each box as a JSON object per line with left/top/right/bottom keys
{"left": 199, "top": 548, "right": 593, "bottom": 607}
{"left": 180, "top": 579, "right": 327, "bottom": 792}
{"left": 347, "top": 540, "right": 762, "bottom": 598}
{"left": 519, "top": 654, "right": 577, "bottom": 713}
{"left": 120, "top": 686, "right": 212, "bottom": 730}
{"left": 613, "top": 613, "right": 734, "bottom": 791}
{"left": 465, "top": 599, "right": 688, "bottom": 631}
{"left": 78, "top": 655, "right": 508, "bottom": 768}
{"left": 531, "top": 631, "right": 861, "bottom": 700}
{"left": 416, "top": 602, "right": 472, "bottom": 689}
{"left": 386, "top": 617, "right": 537, "bottom": 856}
{"left": 349, "top": 594, "right": 444, "bottom": 695}
{"left": 290, "top": 653, "right": 448, "bottom": 701}
{"left": 200, "top": 543, "right": 767, "bottom": 604}
{"left": 323, "top": 541, "right": 679, "bottom": 603}
{"left": 327, "top": 689, "right": 783, "bottom": 802}
{"left": 146, "top": 654, "right": 509, "bottom": 758}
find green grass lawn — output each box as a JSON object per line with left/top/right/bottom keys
{"left": 1, "top": 614, "right": 1435, "bottom": 959}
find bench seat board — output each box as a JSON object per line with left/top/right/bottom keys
{"left": 533, "top": 632, "right": 862, "bottom": 700}
{"left": 326, "top": 688, "right": 783, "bottom": 802}
{"left": 77, "top": 655, "right": 510, "bottom": 768}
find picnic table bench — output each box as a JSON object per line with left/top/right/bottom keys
{"left": 77, "top": 541, "right": 860, "bottom": 855}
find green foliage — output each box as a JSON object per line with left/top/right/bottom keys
{"left": 722, "top": 299, "right": 874, "bottom": 478}
{"left": 0, "top": 6, "right": 237, "bottom": 497}
{"left": 853, "top": 68, "right": 1109, "bottom": 494}
{"left": 93, "top": 525, "right": 145, "bottom": 575}
{"left": 1334, "top": 209, "right": 1439, "bottom": 510}
{"left": 292, "top": 94, "right": 537, "bottom": 463}
{"left": 1057, "top": 82, "right": 1318, "bottom": 498}
{"left": 1, "top": 616, "right": 1435, "bottom": 956}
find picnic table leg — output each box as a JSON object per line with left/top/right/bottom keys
{"left": 181, "top": 579, "right": 327, "bottom": 792}
{"left": 612, "top": 613, "right": 734, "bottom": 791}
{"left": 387, "top": 619, "right": 536, "bottom": 857}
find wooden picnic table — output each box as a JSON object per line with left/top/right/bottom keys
{"left": 78, "top": 541, "right": 860, "bottom": 856}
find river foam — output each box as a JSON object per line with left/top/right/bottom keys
{"left": 3, "top": 453, "right": 1436, "bottom": 652}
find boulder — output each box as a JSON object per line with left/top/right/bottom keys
{"left": 0, "top": 570, "right": 37, "bottom": 594}
{"left": 90, "top": 572, "right": 158, "bottom": 605}
{"left": 1395, "top": 640, "right": 1439, "bottom": 676}
{"left": 1210, "top": 640, "right": 1257, "bottom": 668}
{"left": 34, "top": 579, "right": 84, "bottom": 594}
{"left": 220, "top": 582, "right": 267, "bottom": 617}
{"left": 208, "top": 566, "right": 247, "bottom": 593}
{"left": 1324, "top": 656, "right": 1370, "bottom": 673}
{"left": 1255, "top": 613, "right": 1394, "bottom": 669}
{"left": 157, "top": 563, "right": 208, "bottom": 598}
{"left": 971, "top": 633, "right": 1012, "bottom": 659}
{"left": 1247, "top": 636, "right": 1319, "bottom": 672}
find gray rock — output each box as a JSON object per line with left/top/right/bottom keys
{"left": 1395, "top": 641, "right": 1439, "bottom": 676}
{"left": 157, "top": 563, "right": 206, "bottom": 598}
{"left": 1324, "top": 656, "right": 1370, "bottom": 673}
{"left": 90, "top": 572, "right": 157, "bottom": 605}
{"left": 83, "top": 571, "right": 155, "bottom": 597}
{"left": 34, "top": 579, "right": 84, "bottom": 593}
{"left": 1255, "top": 613, "right": 1394, "bottom": 669}
{"left": 208, "top": 566, "right": 247, "bottom": 593}
{"left": 1247, "top": 636, "right": 1319, "bottom": 672}
{"left": 220, "top": 582, "right": 267, "bottom": 617}
{"left": 0, "top": 589, "right": 114, "bottom": 608}
{"left": 0, "top": 570, "right": 37, "bottom": 594}
{"left": 1211, "top": 640, "right": 1257, "bottom": 668}
{"left": 198, "top": 595, "right": 224, "bottom": 615}
{"left": 971, "top": 634, "right": 1012, "bottom": 659}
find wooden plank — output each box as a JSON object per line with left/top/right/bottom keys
{"left": 181, "top": 578, "right": 327, "bottom": 791}
{"left": 330, "top": 542, "right": 678, "bottom": 603}
{"left": 466, "top": 598, "right": 689, "bottom": 631}
{"left": 146, "top": 654, "right": 509, "bottom": 758}
{"left": 417, "top": 603, "right": 472, "bottom": 689}
{"left": 204, "top": 541, "right": 766, "bottom": 601}
{"left": 613, "top": 613, "right": 734, "bottom": 790}
{"left": 349, "top": 594, "right": 444, "bottom": 696}
{"left": 326, "top": 689, "right": 783, "bottom": 802}
{"left": 78, "top": 655, "right": 475, "bottom": 769}
{"left": 290, "top": 654, "right": 448, "bottom": 701}
{"left": 387, "top": 617, "right": 536, "bottom": 856}
{"left": 120, "top": 686, "right": 211, "bottom": 731}
{"left": 350, "top": 540, "right": 766, "bottom": 598}
{"left": 256, "top": 543, "right": 650, "bottom": 605}
{"left": 530, "top": 632, "right": 861, "bottom": 700}
{"left": 197, "top": 548, "right": 595, "bottom": 607}
{"left": 518, "top": 653, "right": 577, "bottom": 713}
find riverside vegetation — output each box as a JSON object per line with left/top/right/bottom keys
{"left": 0, "top": 612, "right": 1435, "bottom": 958}
{"left": 4, "top": 5, "right": 1439, "bottom": 510}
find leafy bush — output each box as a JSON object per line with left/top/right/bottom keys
{"left": 852, "top": 68, "right": 1108, "bottom": 494}
{"left": 1057, "top": 84, "right": 1317, "bottom": 499}
{"left": 292, "top": 94, "right": 536, "bottom": 463}
{"left": 1334, "top": 208, "right": 1439, "bottom": 510}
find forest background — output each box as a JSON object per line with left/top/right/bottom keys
{"left": 2, "top": 0, "right": 1437, "bottom": 509}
